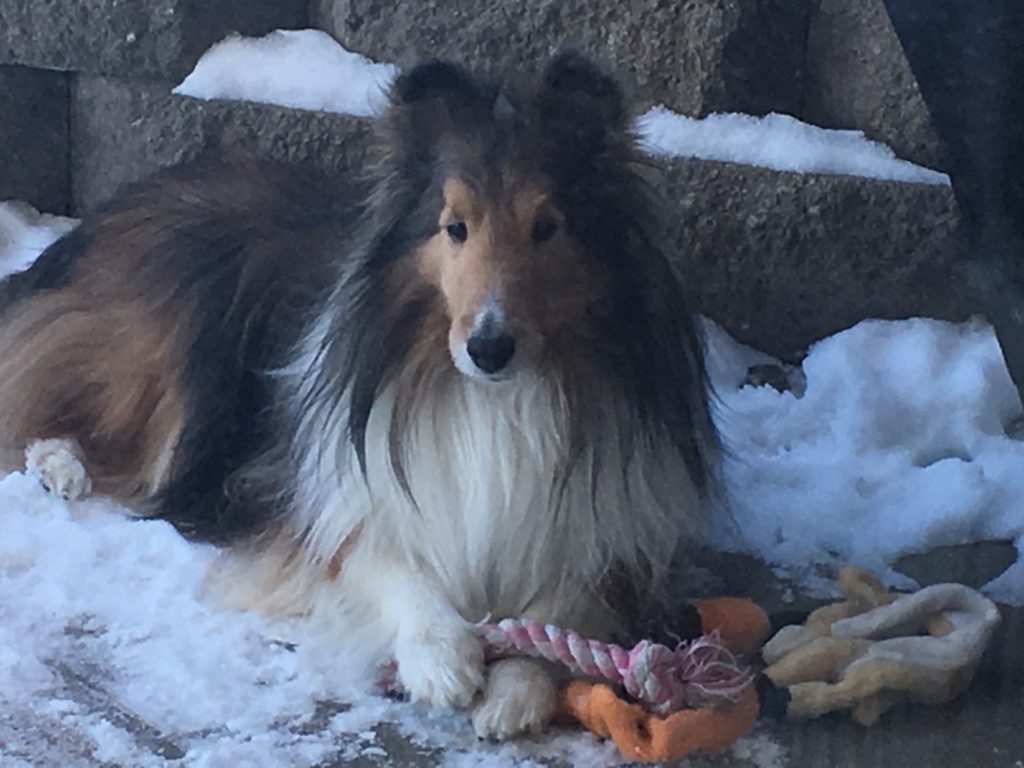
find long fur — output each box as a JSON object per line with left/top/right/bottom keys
{"left": 0, "top": 53, "right": 718, "bottom": 729}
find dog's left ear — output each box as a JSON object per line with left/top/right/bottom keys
{"left": 536, "top": 51, "right": 628, "bottom": 148}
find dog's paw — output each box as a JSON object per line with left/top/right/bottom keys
{"left": 472, "top": 658, "right": 556, "bottom": 741}
{"left": 395, "top": 620, "right": 485, "bottom": 709}
{"left": 25, "top": 439, "right": 92, "bottom": 501}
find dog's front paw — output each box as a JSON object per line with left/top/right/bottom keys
{"left": 26, "top": 439, "right": 92, "bottom": 501}
{"left": 395, "top": 621, "right": 484, "bottom": 709}
{"left": 472, "top": 658, "right": 556, "bottom": 740}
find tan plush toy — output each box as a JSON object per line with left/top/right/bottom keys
{"left": 761, "top": 565, "right": 1002, "bottom": 726}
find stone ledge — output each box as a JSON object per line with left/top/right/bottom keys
{"left": 804, "top": 0, "right": 945, "bottom": 171}
{"left": 70, "top": 78, "right": 969, "bottom": 356}
{"left": 0, "top": 0, "right": 307, "bottom": 79}
{"left": 71, "top": 76, "right": 372, "bottom": 212}
{"left": 0, "top": 65, "right": 69, "bottom": 214}
{"left": 312, "top": 0, "right": 811, "bottom": 118}
{"left": 659, "top": 158, "right": 970, "bottom": 358}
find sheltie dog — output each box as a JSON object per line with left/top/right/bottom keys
{"left": 0, "top": 53, "right": 716, "bottom": 738}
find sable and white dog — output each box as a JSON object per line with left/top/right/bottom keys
{"left": 0, "top": 53, "right": 717, "bottom": 738}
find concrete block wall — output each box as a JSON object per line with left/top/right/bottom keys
{"left": 0, "top": 0, "right": 971, "bottom": 357}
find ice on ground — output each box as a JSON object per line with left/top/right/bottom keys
{"left": 174, "top": 30, "right": 945, "bottom": 184}
{"left": 706, "top": 316, "right": 1024, "bottom": 602}
{"left": 0, "top": 201, "right": 77, "bottom": 279}
{"left": 173, "top": 29, "right": 398, "bottom": 118}
{"left": 636, "top": 107, "right": 950, "bottom": 185}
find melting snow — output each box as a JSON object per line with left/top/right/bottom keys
{"left": 174, "top": 29, "right": 947, "bottom": 184}
{"left": 173, "top": 29, "right": 398, "bottom": 118}
{"left": 0, "top": 201, "right": 77, "bottom": 278}
{"left": 636, "top": 108, "right": 950, "bottom": 185}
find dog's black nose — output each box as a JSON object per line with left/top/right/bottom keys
{"left": 467, "top": 332, "right": 516, "bottom": 374}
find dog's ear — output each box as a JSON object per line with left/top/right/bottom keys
{"left": 391, "top": 60, "right": 479, "bottom": 108}
{"left": 383, "top": 60, "right": 487, "bottom": 162}
{"left": 536, "top": 51, "right": 628, "bottom": 144}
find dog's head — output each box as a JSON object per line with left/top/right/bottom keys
{"left": 331, "top": 53, "right": 714, "bottom": 490}
{"left": 368, "top": 52, "right": 641, "bottom": 383}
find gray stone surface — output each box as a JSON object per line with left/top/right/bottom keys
{"left": 313, "top": 0, "right": 811, "bottom": 118}
{"left": 659, "top": 158, "right": 970, "bottom": 359}
{"left": 894, "top": 540, "right": 1019, "bottom": 589}
{"left": 0, "top": 64, "right": 69, "bottom": 214}
{"left": 804, "top": 0, "right": 945, "bottom": 170}
{"left": 0, "top": 0, "right": 307, "bottom": 80}
{"left": 70, "top": 76, "right": 373, "bottom": 212}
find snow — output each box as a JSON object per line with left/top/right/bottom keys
{"left": 0, "top": 470, "right": 705, "bottom": 767}
{"left": 173, "top": 29, "right": 398, "bottom": 118}
{"left": 636, "top": 107, "right": 950, "bottom": 185}
{"left": 705, "top": 316, "right": 1024, "bottom": 601}
{"left": 173, "top": 30, "right": 947, "bottom": 185}
{"left": 0, "top": 201, "right": 77, "bottom": 277}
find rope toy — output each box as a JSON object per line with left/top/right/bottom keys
{"left": 379, "top": 597, "right": 771, "bottom": 762}
{"left": 476, "top": 617, "right": 755, "bottom": 713}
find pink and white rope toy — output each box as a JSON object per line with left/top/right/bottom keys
{"left": 381, "top": 619, "right": 755, "bottom": 715}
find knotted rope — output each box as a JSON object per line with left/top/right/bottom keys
{"left": 380, "top": 619, "right": 755, "bottom": 714}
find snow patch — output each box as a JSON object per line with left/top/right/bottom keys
{"left": 0, "top": 200, "right": 77, "bottom": 280}
{"left": 173, "top": 30, "right": 947, "bottom": 184}
{"left": 708, "top": 316, "right": 1024, "bottom": 599}
{"left": 637, "top": 107, "right": 950, "bottom": 185}
{"left": 173, "top": 29, "right": 398, "bottom": 118}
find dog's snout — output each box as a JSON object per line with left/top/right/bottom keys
{"left": 466, "top": 330, "right": 516, "bottom": 374}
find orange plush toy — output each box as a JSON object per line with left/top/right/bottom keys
{"left": 475, "top": 598, "right": 771, "bottom": 763}
{"left": 554, "top": 598, "right": 771, "bottom": 762}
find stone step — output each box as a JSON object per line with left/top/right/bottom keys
{"left": 0, "top": 65, "right": 69, "bottom": 214}
{"left": 312, "top": 0, "right": 811, "bottom": 119}
{"left": 69, "top": 80, "right": 969, "bottom": 358}
{"left": 0, "top": 0, "right": 307, "bottom": 80}
{"left": 660, "top": 157, "right": 968, "bottom": 359}
{"left": 805, "top": 0, "right": 945, "bottom": 170}
{"left": 312, "top": 0, "right": 945, "bottom": 173}
{"left": 70, "top": 75, "right": 372, "bottom": 212}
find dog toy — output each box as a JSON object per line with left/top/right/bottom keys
{"left": 761, "top": 565, "right": 1001, "bottom": 726}
{"left": 550, "top": 597, "right": 771, "bottom": 762}
{"left": 378, "top": 597, "right": 770, "bottom": 762}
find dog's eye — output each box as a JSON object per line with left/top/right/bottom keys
{"left": 446, "top": 221, "right": 468, "bottom": 244}
{"left": 531, "top": 218, "right": 558, "bottom": 244}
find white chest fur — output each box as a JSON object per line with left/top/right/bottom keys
{"left": 294, "top": 373, "right": 702, "bottom": 628}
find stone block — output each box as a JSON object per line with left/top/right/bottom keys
{"left": 658, "top": 158, "right": 970, "bottom": 359}
{"left": 312, "top": 0, "right": 811, "bottom": 117}
{"left": 70, "top": 75, "right": 372, "bottom": 212}
{"left": 0, "top": 64, "right": 69, "bottom": 214}
{"left": 804, "top": 0, "right": 945, "bottom": 170}
{"left": 0, "top": 0, "right": 307, "bottom": 80}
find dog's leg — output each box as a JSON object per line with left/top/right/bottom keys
{"left": 472, "top": 658, "right": 557, "bottom": 740}
{"left": 25, "top": 438, "right": 93, "bottom": 501}
{"left": 364, "top": 559, "right": 485, "bottom": 709}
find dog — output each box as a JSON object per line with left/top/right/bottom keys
{"left": 0, "top": 53, "right": 717, "bottom": 739}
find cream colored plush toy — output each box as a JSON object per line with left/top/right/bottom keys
{"left": 762, "top": 565, "right": 1002, "bottom": 726}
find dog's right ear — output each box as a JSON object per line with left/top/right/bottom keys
{"left": 382, "top": 60, "right": 484, "bottom": 163}
{"left": 390, "top": 60, "right": 479, "bottom": 109}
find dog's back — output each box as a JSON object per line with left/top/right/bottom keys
{"left": 0, "top": 159, "right": 359, "bottom": 539}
